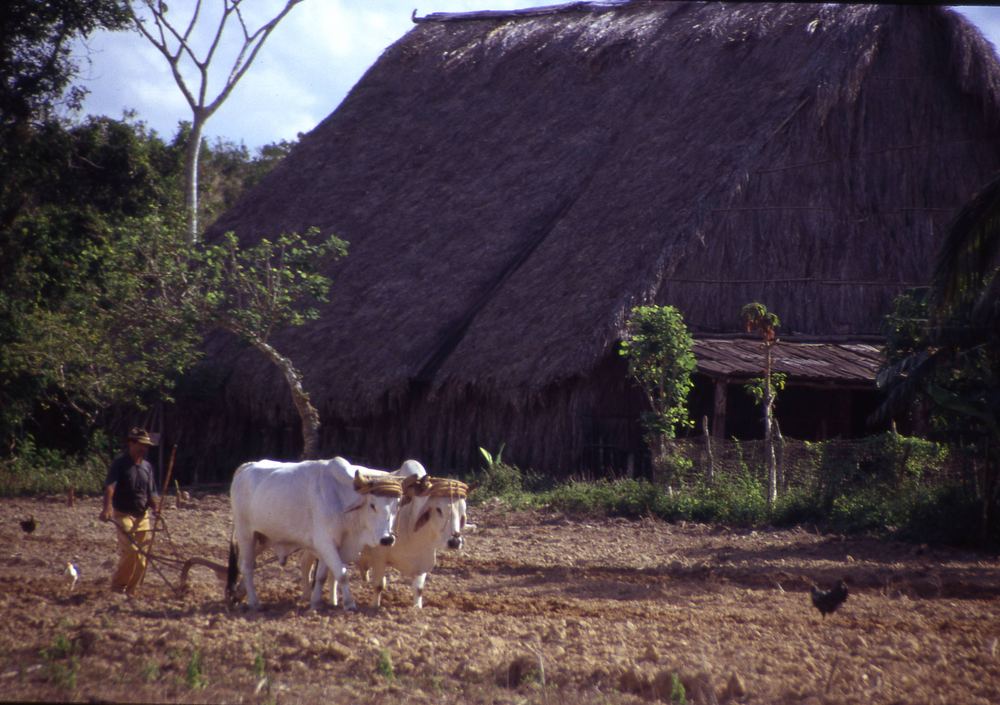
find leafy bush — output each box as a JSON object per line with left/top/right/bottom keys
{"left": 474, "top": 461, "right": 523, "bottom": 497}
{"left": 828, "top": 479, "right": 978, "bottom": 543}
{"left": 690, "top": 472, "right": 768, "bottom": 525}
{"left": 464, "top": 433, "right": 987, "bottom": 546}
{"left": 469, "top": 445, "right": 549, "bottom": 507}
{"left": 771, "top": 487, "right": 825, "bottom": 527}
{"left": 546, "top": 479, "right": 668, "bottom": 518}
{"left": 0, "top": 434, "right": 109, "bottom": 496}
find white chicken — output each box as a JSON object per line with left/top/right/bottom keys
{"left": 64, "top": 561, "right": 79, "bottom": 592}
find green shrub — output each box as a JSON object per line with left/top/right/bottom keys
{"left": 678, "top": 473, "right": 768, "bottom": 525}
{"left": 826, "top": 477, "right": 974, "bottom": 542}
{"left": 461, "top": 431, "right": 985, "bottom": 546}
{"left": 546, "top": 479, "right": 668, "bottom": 518}
{"left": 0, "top": 434, "right": 109, "bottom": 496}
{"left": 470, "top": 445, "right": 549, "bottom": 507}
{"left": 894, "top": 483, "right": 980, "bottom": 545}
{"left": 771, "top": 487, "right": 825, "bottom": 527}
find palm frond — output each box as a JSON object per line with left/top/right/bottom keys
{"left": 871, "top": 349, "right": 935, "bottom": 423}
{"left": 933, "top": 171, "right": 1000, "bottom": 311}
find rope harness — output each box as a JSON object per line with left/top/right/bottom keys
{"left": 425, "top": 477, "right": 469, "bottom": 499}
{"left": 356, "top": 477, "right": 404, "bottom": 498}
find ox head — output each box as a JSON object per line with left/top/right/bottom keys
{"left": 349, "top": 470, "right": 403, "bottom": 548}
{"left": 411, "top": 477, "right": 469, "bottom": 550}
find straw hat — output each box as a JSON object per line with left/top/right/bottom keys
{"left": 127, "top": 427, "right": 156, "bottom": 446}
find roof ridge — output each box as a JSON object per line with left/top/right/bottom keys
{"left": 412, "top": 0, "right": 631, "bottom": 24}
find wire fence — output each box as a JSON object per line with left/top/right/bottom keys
{"left": 651, "top": 432, "right": 970, "bottom": 497}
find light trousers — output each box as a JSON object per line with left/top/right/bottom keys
{"left": 111, "top": 510, "right": 153, "bottom": 594}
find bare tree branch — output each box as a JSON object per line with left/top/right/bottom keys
{"left": 127, "top": 0, "right": 306, "bottom": 241}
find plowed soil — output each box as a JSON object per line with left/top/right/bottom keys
{"left": 1, "top": 492, "right": 998, "bottom": 704}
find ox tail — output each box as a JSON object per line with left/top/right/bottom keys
{"left": 225, "top": 537, "right": 240, "bottom": 605}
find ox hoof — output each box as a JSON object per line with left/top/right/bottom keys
{"left": 343, "top": 601, "right": 358, "bottom": 612}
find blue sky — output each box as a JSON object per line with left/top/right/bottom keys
{"left": 70, "top": 2, "right": 1000, "bottom": 152}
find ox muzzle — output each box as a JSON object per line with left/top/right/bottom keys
{"left": 447, "top": 533, "right": 463, "bottom": 550}
{"left": 380, "top": 534, "right": 396, "bottom": 546}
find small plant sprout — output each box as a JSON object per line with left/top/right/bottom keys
{"left": 186, "top": 647, "right": 207, "bottom": 689}
{"left": 376, "top": 648, "right": 395, "bottom": 682}
{"left": 479, "top": 443, "right": 505, "bottom": 469}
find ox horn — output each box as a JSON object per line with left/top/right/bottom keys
{"left": 403, "top": 474, "right": 432, "bottom": 495}
{"left": 353, "top": 469, "right": 369, "bottom": 492}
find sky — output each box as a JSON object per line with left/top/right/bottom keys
{"left": 70, "top": 2, "right": 1000, "bottom": 152}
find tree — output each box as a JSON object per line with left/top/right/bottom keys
{"left": 127, "top": 0, "right": 305, "bottom": 242}
{"left": 740, "top": 302, "right": 783, "bottom": 510}
{"left": 0, "top": 110, "right": 312, "bottom": 455}
{"left": 877, "top": 173, "right": 1000, "bottom": 543}
{"left": 0, "top": 0, "right": 131, "bottom": 227}
{"left": 3, "top": 211, "right": 204, "bottom": 445}
{"left": 619, "top": 305, "right": 696, "bottom": 476}
{"left": 196, "top": 229, "right": 347, "bottom": 459}
{"left": 0, "top": 115, "right": 183, "bottom": 449}
{"left": 4, "top": 216, "right": 345, "bottom": 459}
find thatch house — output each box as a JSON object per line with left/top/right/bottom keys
{"left": 174, "top": 1, "right": 1000, "bottom": 481}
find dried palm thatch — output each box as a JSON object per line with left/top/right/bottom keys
{"left": 179, "top": 1, "right": 1000, "bottom": 478}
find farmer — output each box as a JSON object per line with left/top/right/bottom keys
{"left": 99, "top": 427, "right": 161, "bottom": 596}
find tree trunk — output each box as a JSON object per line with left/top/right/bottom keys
{"left": 702, "top": 415, "right": 714, "bottom": 484}
{"left": 774, "top": 417, "right": 786, "bottom": 492}
{"left": 249, "top": 337, "right": 321, "bottom": 460}
{"left": 184, "top": 116, "right": 205, "bottom": 243}
{"left": 764, "top": 344, "right": 777, "bottom": 511}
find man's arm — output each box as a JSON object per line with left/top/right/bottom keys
{"left": 100, "top": 483, "right": 115, "bottom": 522}
{"left": 147, "top": 462, "right": 161, "bottom": 516}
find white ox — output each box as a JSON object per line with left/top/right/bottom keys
{"left": 303, "top": 471, "right": 470, "bottom": 609}
{"left": 227, "top": 457, "right": 402, "bottom": 611}
{"left": 298, "top": 459, "right": 428, "bottom": 606}
{"left": 358, "top": 475, "right": 470, "bottom": 608}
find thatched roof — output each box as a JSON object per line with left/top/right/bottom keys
{"left": 205, "top": 1, "right": 1000, "bottom": 424}
{"left": 694, "top": 337, "right": 883, "bottom": 389}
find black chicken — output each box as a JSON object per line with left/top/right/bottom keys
{"left": 20, "top": 515, "right": 36, "bottom": 534}
{"left": 811, "top": 579, "right": 848, "bottom": 618}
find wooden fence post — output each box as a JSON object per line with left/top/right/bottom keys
{"left": 702, "top": 415, "right": 714, "bottom": 484}
{"left": 774, "top": 419, "right": 785, "bottom": 493}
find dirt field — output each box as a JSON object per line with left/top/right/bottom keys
{"left": 1, "top": 492, "right": 998, "bottom": 704}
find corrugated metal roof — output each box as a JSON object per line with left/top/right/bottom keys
{"left": 694, "top": 338, "right": 884, "bottom": 387}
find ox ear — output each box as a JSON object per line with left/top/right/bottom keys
{"left": 414, "top": 509, "right": 432, "bottom": 532}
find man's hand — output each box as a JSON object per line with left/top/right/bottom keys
{"left": 99, "top": 507, "right": 112, "bottom": 522}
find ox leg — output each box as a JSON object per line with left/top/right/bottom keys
{"left": 313, "top": 547, "right": 354, "bottom": 611}
{"left": 299, "top": 552, "right": 317, "bottom": 603}
{"left": 368, "top": 560, "right": 387, "bottom": 608}
{"left": 337, "top": 568, "right": 355, "bottom": 611}
{"left": 312, "top": 560, "right": 338, "bottom": 608}
{"left": 235, "top": 531, "right": 260, "bottom": 610}
{"left": 411, "top": 573, "right": 427, "bottom": 609}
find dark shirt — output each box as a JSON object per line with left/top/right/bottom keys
{"left": 104, "top": 454, "right": 159, "bottom": 517}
